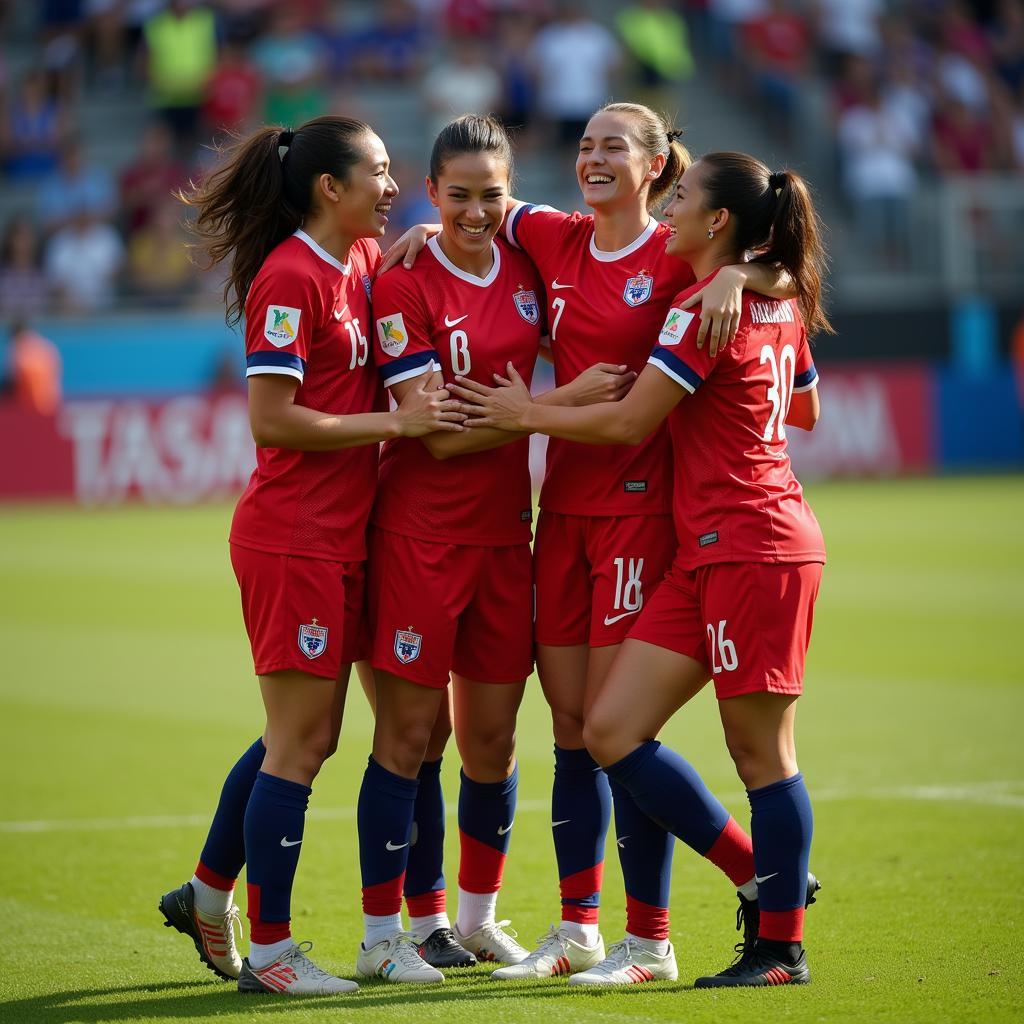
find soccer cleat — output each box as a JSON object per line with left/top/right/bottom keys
{"left": 356, "top": 932, "right": 445, "bottom": 984}
{"left": 238, "top": 941, "right": 358, "bottom": 995}
{"left": 454, "top": 919, "right": 530, "bottom": 965}
{"left": 736, "top": 872, "right": 821, "bottom": 958}
{"left": 417, "top": 927, "right": 476, "bottom": 968}
{"left": 159, "top": 881, "right": 242, "bottom": 981}
{"left": 567, "top": 936, "right": 678, "bottom": 986}
{"left": 694, "top": 941, "right": 810, "bottom": 988}
{"left": 490, "top": 926, "right": 605, "bottom": 980}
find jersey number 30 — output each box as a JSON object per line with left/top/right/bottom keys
{"left": 760, "top": 343, "right": 796, "bottom": 442}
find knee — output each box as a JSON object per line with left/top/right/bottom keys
{"left": 459, "top": 723, "right": 516, "bottom": 779}
{"left": 582, "top": 712, "right": 621, "bottom": 767}
{"left": 724, "top": 735, "right": 791, "bottom": 791}
{"left": 376, "top": 719, "right": 433, "bottom": 778}
{"left": 549, "top": 706, "right": 585, "bottom": 747}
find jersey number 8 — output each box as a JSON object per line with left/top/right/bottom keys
{"left": 450, "top": 329, "right": 471, "bottom": 376}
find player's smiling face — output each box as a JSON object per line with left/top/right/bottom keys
{"left": 427, "top": 151, "right": 509, "bottom": 259}
{"left": 333, "top": 132, "right": 398, "bottom": 239}
{"left": 664, "top": 161, "right": 717, "bottom": 259}
{"left": 577, "top": 111, "right": 661, "bottom": 213}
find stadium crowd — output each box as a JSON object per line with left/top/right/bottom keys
{"left": 0, "top": 0, "right": 1021, "bottom": 320}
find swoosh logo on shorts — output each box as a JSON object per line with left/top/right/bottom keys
{"left": 603, "top": 605, "right": 642, "bottom": 627}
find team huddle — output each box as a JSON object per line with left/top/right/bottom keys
{"left": 158, "top": 100, "right": 828, "bottom": 996}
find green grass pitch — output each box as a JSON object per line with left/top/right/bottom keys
{"left": 1, "top": 476, "right": 1022, "bottom": 1022}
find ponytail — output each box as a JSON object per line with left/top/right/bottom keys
{"left": 598, "top": 102, "right": 692, "bottom": 211}
{"left": 697, "top": 152, "right": 833, "bottom": 336}
{"left": 180, "top": 115, "right": 372, "bottom": 325}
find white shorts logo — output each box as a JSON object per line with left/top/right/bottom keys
{"left": 658, "top": 307, "right": 694, "bottom": 346}
{"left": 298, "top": 621, "right": 328, "bottom": 659}
{"left": 264, "top": 305, "right": 301, "bottom": 347}
{"left": 376, "top": 312, "right": 409, "bottom": 357}
{"left": 394, "top": 628, "right": 422, "bottom": 664}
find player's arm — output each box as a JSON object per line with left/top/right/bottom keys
{"left": 247, "top": 373, "right": 464, "bottom": 449}
{"left": 785, "top": 385, "right": 820, "bottom": 431}
{"left": 678, "top": 262, "right": 796, "bottom": 357}
{"left": 451, "top": 362, "right": 683, "bottom": 446}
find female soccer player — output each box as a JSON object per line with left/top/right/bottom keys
{"left": 452, "top": 150, "right": 828, "bottom": 988}
{"left": 158, "top": 116, "right": 464, "bottom": 996}
{"left": 354, "top": 115, "right": 636, "bottom": 984}
{"left": 387, "top": 101, "right": 795, "bottom": 984}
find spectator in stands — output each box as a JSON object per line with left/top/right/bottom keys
{"left": 422, "top": 36, "right": 503, "bottom": 138}
{"left": 126, "top": 199, "right": 196, "bottom": 306}
{"left": 529, "top": 3, "right": 621, "bottom": 149}
{"left": 813, "top": 0, "right": 882, "bottom": 71}
{"left": 141, "top": 0, "right": 218, "bottom": 147}
{"left": 493, "top": 13, "right": 538, "bottom": 137}
{"left": 351, "top": 0, "right": 426, "bottom": 82}
{"left": 991, "top": 0, "right": 1024, "bottom": 95}
{"left": 44, "top": 207, "right": 124, "bottom": 312}
{"left": 743, "top": 0, "right": 812, "bottom": 142}
{"left": 836, "top": 79, "right": 917, "bottom": 267}
{"left": 0, "top": 217, "right": 50, "bottom": 322}
{"left": 84, "top": 0, "right": 129, "bottom": 89}
{"left": 36, "top": 137, "right": 115, "bottom": 233}
{"left": 1, "top": 68, "right": 68, "bottom": 181}
{"left": 933, "top": 95, "right": 996, "bottom": 175}
{"left": 705, "top": 0, "right": 767, "bottom": 85}
{"left": 7, "top": 318, "right": 62, "bottom": 416}
{"left": 615, "top": 0, "right": 694, "bottom": 110}
{"left": 202, "top": 38, "right": 263, "bottom": 138}
{"left": 251, "top": 6, "right": 328, "bottom": 127}
{"left": 119, "top": 120, "right": 189, "bottom": 237}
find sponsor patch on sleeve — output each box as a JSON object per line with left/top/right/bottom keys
{"left": 376, "top": 312, "right": 409, "bottom": 357}
{"left": 264, "top": 305, "right": 301, "bottom": 347}
{"left": 658, "top": 307, "right": 694, "bottom": 347}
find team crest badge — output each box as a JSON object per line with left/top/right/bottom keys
{"left": 394, "top": 628, "right": 422, "bottom": 665}
{"left": 298, "top": 618, "right": 328, "bottom": 659}
{"left": 513, "top": 285, "right": 539, "bottom": 324}
{"left": 623, "top": 271, "right": 654, "bottom": 307}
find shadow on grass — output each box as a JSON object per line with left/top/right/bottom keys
{"left": 2, "top": 974, "right": 698, "bottom": 1022}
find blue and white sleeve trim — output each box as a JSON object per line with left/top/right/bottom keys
{"left": 379, "top": 350, "right": 441, "bottom": 388}
{"left": 648, "top": 346, "right": 704, "bottom": 394}
{"left": 505, "top": 203, "right": 557, "bottom": 249}
{"left": 246, "top": 351, "right": 305, "bottom": 381}
{"left": 793, "top": 365, "right": 819, "bottom": 393}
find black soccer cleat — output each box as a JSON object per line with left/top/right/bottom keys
{"left": 159, "top": 881, "right": 242, "bottom": 981}
{"left": 695, "top": 941, "right": 811, "bottom": 988}
{"left": 735, "top": 872, "right": 821, "bottom": 958}
{"left": 417, "top": 927, "right": 477, "bottom": 968}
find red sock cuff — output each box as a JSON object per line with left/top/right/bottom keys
{"left": 759, "top": 907, "right": 805, "bottom": 943}
{"left": 406, "top": 889, "right": 447, "bottom": 917}
{"left": 195, "top": 861, "right": 236, "bottom": 891}
{"left": 625, "top": 895, "right": 670, "bottom": 941}
{"left": 703, "top": 817, "right": 755, "bottom": 888}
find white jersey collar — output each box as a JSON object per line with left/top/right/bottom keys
{"left": 294, "top": 229, "right": 350, "bottom": 274}
{"left": 588, "top": 217, "right": 658, "bottom": 263}
{"left": 428, "top": 235, "right": 501, "bottom": 287}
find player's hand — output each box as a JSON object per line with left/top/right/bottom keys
{"left": 565, "top": 362, "right": 637, "bottom": 406}
{"left": 395, "top": 378, "right": 466, "bottom": 436}
{"left": 680, "top": 264, "right": 745, "bottom": 357}
{"left": 450, "top": 363, "right": 533, "bottom": 431}
{"left": 379, "top": 224, "right": 442, "bottom": 274}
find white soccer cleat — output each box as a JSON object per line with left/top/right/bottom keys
{"left": 237, "top": 941, "right": 359, "bottom": 995}
{"left": 454, "top": 919, "right": 531, "bottom": 965}
{"left": 356, "top": 932, "right": 445, "bottom": 984}
{"left": 159, "top": 881, "right": 243, "bottom": 981}
{"left": 490, "top": 926, "right": 605, "bottom": 980}
{"left": 567, "top": 936, "right": 678, "bottom": 986}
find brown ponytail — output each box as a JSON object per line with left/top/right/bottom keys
{"left": 180, "top": 115, "right": 372, "bottom": 325}
{"left": 697, "top": 152, "right": 833, "bottom": 336}
{"left": 598, "top": 102, "right": 692, "bottom": 212}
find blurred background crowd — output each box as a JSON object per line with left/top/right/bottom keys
{"left": 0, "top": 1, "right": 1021, "bottom": 491}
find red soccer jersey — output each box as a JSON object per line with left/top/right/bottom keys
{"left": 505, "top": 203, "right": 695, "bottom": 516}
{"left": 648, "top": 275, "right": 826, "bottom": 569}
{"left": 229, "top": 230, "right": 385, "bottom": 561}
{"left": 371, "top": 235, "right": 542, "bottom": 545}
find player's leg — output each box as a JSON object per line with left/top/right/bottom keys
{"left": 359, "top": 660, "right": 457, "bottom": 962}
{"left": 694, "top": 562, "right": 823, "bottom": 988}
{"left": 571, "top": 515, "right": 681, "bottom": 986}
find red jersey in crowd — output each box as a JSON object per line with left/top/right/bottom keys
{"left": 371, "top": 235, "right": 543, "bottom": 546}
{"left": 504, "top": 203, "right": 695, "bottom": 516}
{"left": 230, "top": 230, "right": 384, "bottom": 561}
{"left": 648, "top": 275, "right": 825, "bottom": 569}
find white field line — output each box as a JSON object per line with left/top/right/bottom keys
{"left": 2, "top": 783, "right": 1023, "bottom": 835}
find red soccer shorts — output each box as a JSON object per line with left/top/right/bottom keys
{"left": 230, "top": 544, "right": 368, "bottom": 681}
{"left": 368, "top": 528, "right": 533, "bottom": 688}
{"left": 628, "top": 559, "right": 823, "bottom": 699}
{"left": 533, "top": 511, "right": 676, "bottom": 648}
